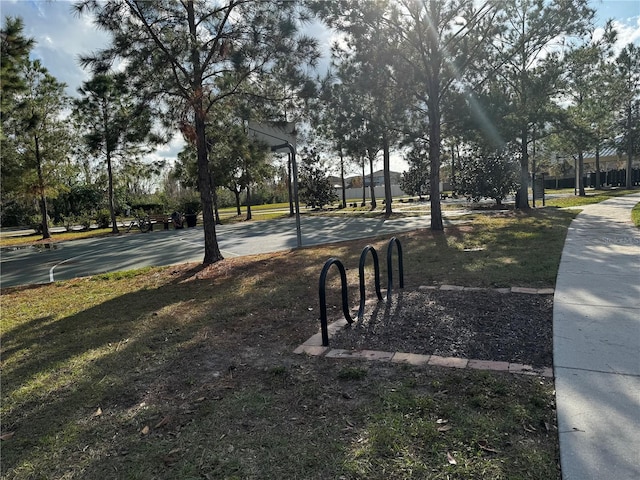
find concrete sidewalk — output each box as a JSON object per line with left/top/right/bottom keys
{"left": 553, "top": 193, "right": 640, "bottom": 479}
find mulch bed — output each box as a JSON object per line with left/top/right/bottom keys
{"left": 329, "top": 288, "right": 554, "bottom": 367}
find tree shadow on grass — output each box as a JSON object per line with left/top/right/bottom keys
{"left": 1, "top": 212, "right": 576, "bottom": 477}
{"left": 3, "top": 262, "right": 295, "bottom": 475}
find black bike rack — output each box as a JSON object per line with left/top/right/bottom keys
{"left": 318, "top": 258, "right": 354, "bottom": 347}
{"left": 386, "top": 237, "right": 404, "bottom": 300}
{"left": 358, "top": 245, "right": 383, "bottom": 320}
{"left": 318, "top": 238, "right": 404, "bottom": 347}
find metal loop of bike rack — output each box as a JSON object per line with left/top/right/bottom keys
{"left": 358, "top": 245, "right": 383, "bottom": 320}
{"left": 318, "top": 258, "right": 353, "bottom": 347}
{"left": 386, "top": 237, "right": 404, "bottom": 301}
{"left": 318, "top": 238, "right": 404, "bottom": 347}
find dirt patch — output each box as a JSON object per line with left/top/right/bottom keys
{"left": 167, "top": 259, "right": 555, "bottom": 368}
{"left": 329, "top": 288, "right": 554, "bottom": 367}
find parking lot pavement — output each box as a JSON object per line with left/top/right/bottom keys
{"left": 1, "top": 214, "right": 439, "bottom": 288}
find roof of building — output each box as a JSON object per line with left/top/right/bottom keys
{"left": 583, "top": 145, "right": 621, "bottom": 160}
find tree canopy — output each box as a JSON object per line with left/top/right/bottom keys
{"left": 2, "top": 2, "right": 637, "bottom": 238}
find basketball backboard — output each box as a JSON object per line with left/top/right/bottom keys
{"left": 247, "top": 121, "right": 296, "bottom": 149}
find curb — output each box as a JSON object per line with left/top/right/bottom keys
{"left": 418, "top": 285, "right": 555, "bottom": 295}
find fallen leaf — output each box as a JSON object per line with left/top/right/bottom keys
{"left": 437, "top": 425, "right": 452, "bottom": 432}
{"left": 154, "top": 416, "right": 171, "bottom": 429}
{"left": 523, "top": 424, "right": 537, "bottom": 433}
{"left": 436, "top": 418, "right": 449, "bottom": 424}
{"left": 478, "top": 440, "right": 500, "bottom": 453}
{"left": 141, "top": 425, "right": 150, "bottom": 435}
{"left": 195, "top": 397, "right": 206, "bottom": 403}
{"left": 93, "top": 407, "right": 103, "bottom": 417}
{"left": 447, "top": 452, "right": 457, "bottom": 465}
{"left": 0, "top": 432, "right": 15, "bottom": 441}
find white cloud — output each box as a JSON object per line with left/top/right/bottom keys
{"left": 2, "top": 1, "right": 110, "bottom": 96}
{"left": 612, "top": 16, "right": 640, "bottom": 46}
{"left": 156, "top": 134, "right": 185, "bottom": 159}
{"left": 592, "top": 15, "right": 640, "bottom": 56}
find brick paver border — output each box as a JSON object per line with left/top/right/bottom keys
{"left": 294, "top": 284, "right": 554, "bottom": 378}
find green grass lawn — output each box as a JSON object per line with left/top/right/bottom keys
{"left": 544, "top": 188, "right": 639, "bottom": 208}
{"left": 632, "top": 203, "right": 640, "bottom": 227}
{"left": 0, "top": 228, "right": 117, "bottom": 248}
{"left": 1, "top": 209, "right": 575, "bottom": 479}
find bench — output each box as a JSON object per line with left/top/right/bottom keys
{"left": 147, "top": 215, "right": 170, "bottom": 231}
{"left": 147, "top": 214, "right": 184, "bottom": 230}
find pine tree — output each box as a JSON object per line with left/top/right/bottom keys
{"left": 75, "top": 0, "right": 319, "bottom": 264}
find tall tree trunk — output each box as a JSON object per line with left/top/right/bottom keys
{"left": 235, "top": 188, "right": 242, "bottom": 216}
{"left": 213, "top": 190, "right": 221, "bottom": 224}
{"left": 361, "top": 159, "right": 366, "bottom": 207}
{"left": 429, "top": 99, "right": 443, "bottom": 231}
{"left": 383, "top": 134, "right": 392, "bottom": 217}
{"left": 368, "top": 152, "right": 376, "bottom": 209}
{"left": 595, "top": 143, "right": 601, "bottom": 190}
{"left": 450, "top": 143, "right": 456, "bottom": 195}
{"left": 246, "top": 185, "right": 252, "bottom": 220}
{"left": 287, "top": 153, "right": 294, "bottom": 216}
{"left": 38, "top": 194, "right": 50, "bottom": 239}
{"left": 195, "top": 105, "right": 222, "bottom": 263}
{"left": 518, "top": 126, "right": 530, "bottom": 209}
{"left": 106, "top": 149, "right": 118, "bottom": 234}
{"left": 34, "top": 135, "right": 51, "bottom": 239}
{"left": 103, "top": 100, "right": 119, "bottom": 234}
{"left": 340, "top": 148, "right": 346, "bottom": 208}
{"left": 209, "top": 172, "right": 221, "bottom": 224}
{"left": 627, "top": 104, "right": 633, "bottom": 189}
{"left": 207, "top": 172, "right": 222, "bottom": 225}
{"left": 578, "top": 150, "right": 585, "bottom": 196}
{"left": 188, "top": 0, "right": 222, "bottom": 264}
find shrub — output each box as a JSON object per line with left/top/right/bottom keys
{"left": 95, "top": 209, "right": 111, "bottom": 229}
{"left": 457, "top": 144, "right": 520, "bottom": 205}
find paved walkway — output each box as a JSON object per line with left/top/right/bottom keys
{"left": 553, "top": 193, "right": 640, "bottom": 480}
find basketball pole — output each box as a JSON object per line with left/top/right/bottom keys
{"left": 246, "top": 122, "right": 302, "bottom": 248}
{"left": 272, "top": 142, "right": 302, "bottom": 248}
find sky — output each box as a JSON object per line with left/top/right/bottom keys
{"left": 2, "top": 0, "right": 639, "bottom": 173}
